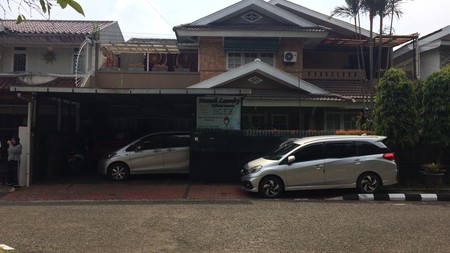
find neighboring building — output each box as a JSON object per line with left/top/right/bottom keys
{"left": 0, "top": 0, "right": 412, "bottom": 183}
{"left": 0, "top": 19, "right": 124, "bottom": 183}
{"left": 394, "top": 25, "right": 450, "bottom": 80}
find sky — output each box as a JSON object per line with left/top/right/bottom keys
{"left": 3, "top": 0, "right": 450, "bottom": 40}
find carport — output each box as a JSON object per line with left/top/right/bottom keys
{"left": 9, "top": 85, "right": 251, "bottom": 183}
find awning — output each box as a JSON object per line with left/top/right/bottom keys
{"left": 224, "top": 38, "right": 280, "bottom": 51}
{"left": 322, "top": 33, "right": 419, "bottom": 47}
{"left": 9, "top": 86, "right": 252, "bottom": 95}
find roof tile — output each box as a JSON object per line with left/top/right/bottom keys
{"left": 0, "top": 20, "right": 115, "bottom": 35}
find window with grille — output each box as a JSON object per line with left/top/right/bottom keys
{"left": 13, "top": 47, "right": 26, "bottom": 72}
{"left": 227, "top": 51, "right": 274, "bottom": 69}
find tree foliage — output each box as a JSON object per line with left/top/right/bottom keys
{"left": 373, "top": 68, "right": 419, "bottom": 147}
{"left": 421, "top": 66, "right": 450, "bottom": 146}
{"left": 1, "top": 0, "right": 84, "bottom": 23}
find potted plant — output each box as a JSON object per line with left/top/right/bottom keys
{"left": 421, "top": 162, "right": 446, "bottom": 191}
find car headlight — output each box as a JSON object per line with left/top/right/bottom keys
{"left": 107, "top": 152, "right": 117, "bottom": 159}
{"left": 249, "top": 165, "right": 263, "bottom": 174}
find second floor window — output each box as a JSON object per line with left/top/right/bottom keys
{"left": 13, "top": 47, "right": 26, "bottom": 72}
{"left": 227, "top": 51, "right": 274, "bottom": 69}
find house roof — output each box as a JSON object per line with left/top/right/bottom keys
{"left": 0, "top": 20, "right": 120, "bottom": 45}
{"left": 269, "top": 0, "right": 371, "bottom": 38}
{"left": 174, "top": 0, "right": 329, "bottom": 39}
{"left": 394, "top": 25, "right": 450, "bottom": 58}
{"left": 0, "top": 75, "right": 76, "bottom": 90}
{"left": 0, "top": 20, "right": 116, "bottom": 34}
{"left": 189, "top": 0, "right": 317, "bottom": 27}
{"left": 188, "top": 59, "right": 328, "bottom": 95}
{"left": 245, "top": 89, "right": 348, "bottom": 102}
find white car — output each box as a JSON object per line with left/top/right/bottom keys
{"left": 98, "top": 132, "right": 190, "bottom": 181}
{"left": 241, "top": 135, "right": 398, "bottom": 198}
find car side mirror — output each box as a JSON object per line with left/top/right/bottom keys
{"left": 287, "top": 155, "right": 295, "bottom": 164}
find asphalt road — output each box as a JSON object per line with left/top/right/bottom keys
{"left": 1, "top": 200, "right": 449, "bottom": 253}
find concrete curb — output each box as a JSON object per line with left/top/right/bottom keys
{"left": 330, "top": 193, "right": 450, "bottom": 201}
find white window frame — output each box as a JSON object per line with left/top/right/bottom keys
{"left": 227, "top": 51, "right": 275, "bottom": 69}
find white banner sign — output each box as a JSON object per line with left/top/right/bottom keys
{"left": 196, "top": 96, "right": 241, "bottom": 130}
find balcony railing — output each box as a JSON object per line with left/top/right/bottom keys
{"left": 302, "top": 69, "right": 366, "bottom": 80}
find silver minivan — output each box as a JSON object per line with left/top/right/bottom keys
{"left": 98, "top": 132, "right": 190, "bottom": 181}
{"left": 240, "top": 135, "right": 398, "bottom": 198}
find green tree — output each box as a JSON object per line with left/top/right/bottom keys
{"left": 373, "top": 68, "right": 419, "bottom": 147}
{"left": 422, "top": 66, "right": 450, "bottom": 149}
{"left": 1, "top": 0, "right": 84, "bottom": 23}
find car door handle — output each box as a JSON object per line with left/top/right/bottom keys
{"left": 314, "top": 164, "right": 324, "bottom": 169}
{"left": 354, "top": 159, "right": 362, "bottom": 165}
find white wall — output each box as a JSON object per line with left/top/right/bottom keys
{"left": 420, "top": 49, "right": 440, "bottom": 80}
{"left": 0, "top": 46, "right": 90, "bottom": 75}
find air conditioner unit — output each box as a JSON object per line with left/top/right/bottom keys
{"left": 283, "top": 51, "right": 297, "bottom": 62}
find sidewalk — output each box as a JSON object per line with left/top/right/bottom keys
{"left": 0, "top": 182, "right": 251, "bottom": 202}
{"left": 1, "top": 182, "right": 449, "bottom": 202}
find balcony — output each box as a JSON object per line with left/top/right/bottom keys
{"left": 93, "top": 70, "right": 201, "bottom": 89}
{"left": 302, "top": 69, "right": 366, "bottom": 80}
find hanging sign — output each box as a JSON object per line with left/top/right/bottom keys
{"left": 196, "top": 96, "right": 241, "bottom": 130}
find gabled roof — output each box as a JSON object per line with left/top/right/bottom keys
{"left": 188, "top": 59, "right": 328, "bottom": 95}
{"left": 174, "top": 0, "right": 329, "bottom": 39}
{"left": 190, "top": 0, "right": 316, "bottom": 27}
{"left": 394, "top": 25, "right": 450, "bottom": 58}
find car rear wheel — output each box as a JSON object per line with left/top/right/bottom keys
{"left": 357, "top": 172, "right": 382, "bottom": 193}
{"left": 107, "top": 163, "right": 130, "bottom": 181}
{"left": 259, "top": 176, "right": 284, "bottom": 198}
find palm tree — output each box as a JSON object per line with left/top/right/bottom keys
{"left": 361, "top": 0, "right": 379, "bottom": 109}
{"left": 384, "top": 0, "right": 405, "bottom": 69}
{"left": 330, "top": 0, "right": 364, "bottom": 74}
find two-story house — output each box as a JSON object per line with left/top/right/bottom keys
{"left": 0, "top": 19, "right": 124, "bottom": 183}
{"left": 2, "top": 0, "right": 411, "bottom": 183}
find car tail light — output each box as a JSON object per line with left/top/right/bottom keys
{"left": 383, "top": 152, "right": 395, "bottom": 161}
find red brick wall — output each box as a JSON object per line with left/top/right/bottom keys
{"left": 199, "top": 37, "right": 226, "bottom": 81}
{"left": 198, "top": 37, "right": 305, "bottom": 81}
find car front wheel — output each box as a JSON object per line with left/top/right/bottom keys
{"left": 357, "top": 172, "right": 382, "bottom": 193}
{"left": 107, "top": 163, "right": 130, "bottom": 181}
{"left": 259, "top": 176, "right": 284, "bottom": 198}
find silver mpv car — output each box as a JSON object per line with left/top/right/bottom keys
{"left": 241, "top": 135, "right": 397, "bottom": 198}
{"left": 98, "top": 132, "right": 190, "bottom": 181}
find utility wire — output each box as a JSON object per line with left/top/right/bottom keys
{"left": 143, "top": 0, "right": 173, "bottom": 28}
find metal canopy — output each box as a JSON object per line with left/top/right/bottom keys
{"left": 322, "top": 33, "right": 419, "bottom": 47}
{"left": 101, "top": 42, "right": 180, "bottom": 54}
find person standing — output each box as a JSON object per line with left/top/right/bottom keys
{"left": 7, "top": 136, "right": 22, "bottom": 192}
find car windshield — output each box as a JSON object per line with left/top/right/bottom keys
{"left": 263, "top": 142, "right": 299, "bottom": 160}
